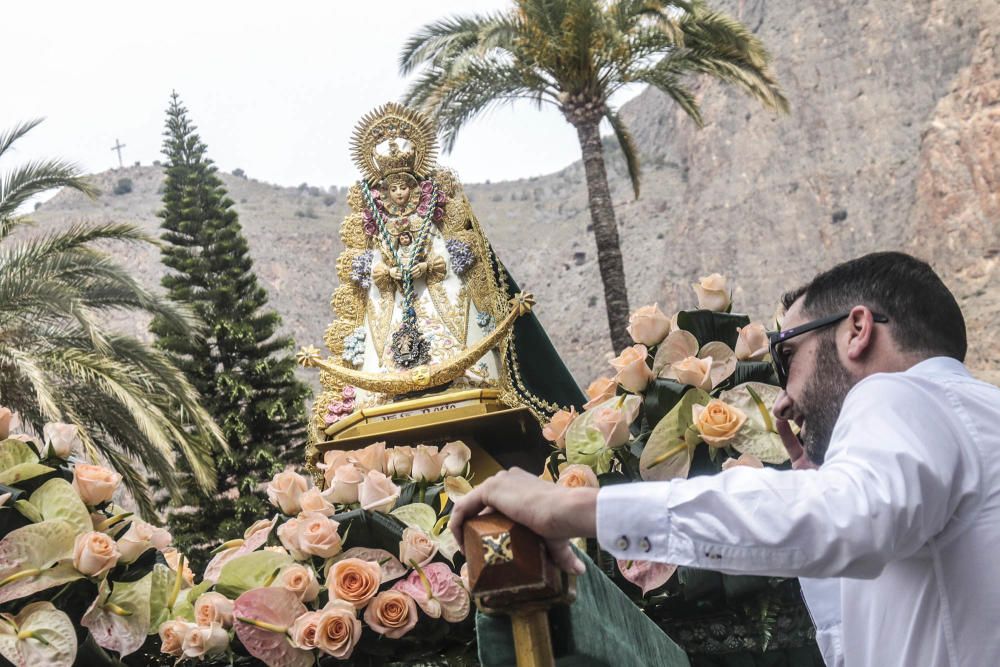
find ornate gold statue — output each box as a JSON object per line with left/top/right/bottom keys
{"left": 299, "top": 103, "right": 577, "bottom": 470}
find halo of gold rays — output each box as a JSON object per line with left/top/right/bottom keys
{"left": 350, "top": 102, "right": 438, "bottom": 184}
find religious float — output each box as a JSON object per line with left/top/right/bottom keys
{"left": 0, "top": 104, "right": 822, "bottom": 667}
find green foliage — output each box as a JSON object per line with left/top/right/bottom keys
{"left": 112, "top": 178, "right": 133, "bottom": 195}
{"left": 151, "top": 93, "right": 310, "bottom": 571}
{"left": 0, "top": 120, "right": 223, "bottom": 517}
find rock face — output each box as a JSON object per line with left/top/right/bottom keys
{"left": 30, "top": 0, "right": 1000, "bottom": 388}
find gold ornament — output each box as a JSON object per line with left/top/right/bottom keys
{"left": 350, "top": 102, "right": 438, "bottom": 185}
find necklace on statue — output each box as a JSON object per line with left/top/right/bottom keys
{"left": 360, "top": 180, "right": 439, "bottom": 369}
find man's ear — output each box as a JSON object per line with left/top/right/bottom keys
{"left": 845, "top": 305, "right": 876, "bottom": 362}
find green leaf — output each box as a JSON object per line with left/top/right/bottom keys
{"left": 643, "top": 379, "right": 688, "bottom": 427}
{"left": 169, "top": 579, "right": 213, "bottom": 622}
{"left": 0, "top": 521, "right": 83, "bottom": 604}
{"left": 13, "top": 499, "right": 43, "bottom": 523}
{"left": 639, "top": 389, "right": 710, "bottom": 481}
{"left": 676, "top": 310, "right": 750, "bottom": 349}
{"left": 718, "top": 361, "right": 777, "bottom": 390}
{"left": 81, "top": 574, "right": 153, "bottom": 657}
{"left": 29, "top": 479, "right": 91, "bottom": 533}
{"left": 0, "top": 462, "right": 55, "bottom": 486}
{"left": 0, "top": 439, "right": 39, "bottom": 472}
{"left": 215, "top": 550, "right": 292, "bottom": 599}
{"left": 148, "top": 564, "right": 174, "bottom": 630}
{"left": 390, "top": 503, "right": 438, "bottom": 533}
{"left": 0, "top": 601, "right": 78, "bottom": 667}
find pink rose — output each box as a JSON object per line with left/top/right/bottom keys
{"left": 583, "top": 377, "right": 617, "bottom": 410}
{"left": 299, "top": 487, "right": 336, "bottom": 516}
{"left": 671, "top": 356, "right": 714, "bottom": 390}
{"left": 592, "top": 406, "right": 632, "bottom": 449}
{"left": 274, "top": 564, "right": 320, "bottom": 602}
{"left": 73, "top": 531, "right": 120, "bottom": 577}
{"left": 364, "top": 590, "right": 419, "bottom": 639}
{"left": 542, "top": 408, "right": 577, "bottom": 449}
{"left": 194, "top": 592, "right": 234, "bottom": 628}
{"left": 290, "top": 610, "right": 322, "bottom": 649}
{"left": 557, "top": 464, "right": 599, "bottom": 489}
{"left": 297, "top": 512, "right": 343, "bottom": 559}
{"left": 72, "top": 463, "right": 122, "bottom": 506}
{"left": 385, "top": 446, "right": 415, "bottom": 478}
{"left": 342, "top": 386, "right": 357, "bottom": 399}
{"left": 735, "top": 322, "right": 770, "bottom": 361}
{"left": 315, "top": 600, "right": 362, "bottom": 659}
{"left": 43, "top": 422, "right": 80, "bottom": 459}
{"left": 363, "top": 221, "right": 377, "bottom": 236}
{"left": 692, "top": 273, "right": 731, "bottom": 312}
{"left": 182, "top": 622, "right": 229, "bottom": 659}
{"left": 626, "top": 303, "right": 672, "bottom": 346}
{"left": 411, "top": 445, "right": 443, "bottom": 482}
{"left": 266, "top": 469, "right": 311, "bottom": 516}
{"left": 158, "top": 619, "right": 194, "bottom": 657}
{"left": 609, "top": 344, "right": 654, "bottom": 393}
{"left": 440, "top": 441, "right": 471, "bottom": 477}
{"left": 358, "top": 470, "right": 400, "bottom": 513}
{"left": 349, "top": 441, "right": 386, "bottom": 473}
{"left": 324, "top": 464, "right": 365, "bottom": 505}
{"left": 328, "top": 558, "right": 382, "bottom": 608}
{"left": 399, "top": 527, "right": 438, "bottom": 568}
{"left": 117, "top": 518, "right": 171, "bottom": 563}
{"left": 0, "top": 407, "right": 12, "bottom": 440}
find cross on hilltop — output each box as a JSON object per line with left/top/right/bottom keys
{"left": 110, "top": 139, "right": 126, "bottom": 168}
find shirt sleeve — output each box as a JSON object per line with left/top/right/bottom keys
{"left": 596, "top": 374, "right": 979, "bottom": 579}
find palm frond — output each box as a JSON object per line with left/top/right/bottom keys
{"left": 0, "top": 119, "right": 44, "bottom": 160}
{"left": 0, "top": 159, "right": 97, "bottom": 229}
{"left": 604, "top": 105, "right": 642, "bottom": 198}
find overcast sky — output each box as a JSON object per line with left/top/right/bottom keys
{"left": 6, "top": 1, "right": 642, "bottom": 189}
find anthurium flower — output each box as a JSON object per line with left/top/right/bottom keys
{"left": 617, "top": 559, "right": 677, "bottom": 596}
{"left": 233, "top": 587, "right": 311, "bottom": 667}
{"left": 391, "top": 562, "right": 470, "bottom": 622}
{"left": 654, "top": 330, "right": 737, "bottom": 390}
{"left": 717, "top": 382, "right": 792, "bottom": 464}
{"left": 81, "top": 574, "right": 154, "bottom": 657}
{"left": 0, "top": 601, "right": 77, "bottom": 667}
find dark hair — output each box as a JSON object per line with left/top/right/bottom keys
{"left": 782, "top": 251, "right": 966, "bottom": 361}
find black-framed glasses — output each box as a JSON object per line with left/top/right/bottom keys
{"left": 767, "top": 311, "right": 889, "bottom": 388}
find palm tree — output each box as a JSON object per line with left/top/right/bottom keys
{"left": 401, "top": 0, "right": 788, "bottom": 352}
{"left": 0, "top": 119, "right": 225, "bottom": 517}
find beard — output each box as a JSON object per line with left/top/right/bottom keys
{"left": 797, "top": 337, "right": 856, "bottom": 464}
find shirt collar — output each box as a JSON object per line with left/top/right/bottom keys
{"left": 903, "top": 356, "right": 971, "bottom": 378}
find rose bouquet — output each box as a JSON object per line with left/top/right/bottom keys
{"left": 149, "top": 440, "right": 477, "bottom": 666}
{"left": 539, "top": 276, "right": 819, "bottom": 656}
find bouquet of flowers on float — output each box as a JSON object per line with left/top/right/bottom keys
{"left": 153, "top": 440, "right": 477, "bottom": 666}
{"left": 0, "top": 412, "right": 189, "bottom": 667}
{"left": 537, "top": 275, "right": 813, "bottom": 652}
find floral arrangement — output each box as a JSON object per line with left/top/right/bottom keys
{"left": 537, "top": 274, "right": 808, "bottom": 650}
{"left": 0, "top": 407, "right": 476, "bottom": 666}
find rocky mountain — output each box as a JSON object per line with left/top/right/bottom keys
{"left": 30, "top": 0, "right": 1000, "bottom": 388}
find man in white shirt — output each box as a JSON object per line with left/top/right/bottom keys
{"left": 451, "top": 252, "right": 1000, "bottom": 667}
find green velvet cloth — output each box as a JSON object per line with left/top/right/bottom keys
{"left": 475, "top": 550, "right": 691, "bottom": 667}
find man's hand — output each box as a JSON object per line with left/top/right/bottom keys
{"left": 449, "top": 468, "right": 598, "bottom": 575}
{"left": 777, "top": 419, "right": 819, "bottom": 470}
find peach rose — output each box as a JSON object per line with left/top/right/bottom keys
{"left": 321, "top": 449, "right": 351, "bottom": 473}
{"left": 349, "top": 441, "right": 387, "bottom": 474}
{"left": 557, "top": 464, "right": 599, "bottom": 489}
{"left": 266, "top": 469, "right": 310, "bottom": 515}
{"left": 277, "top": 517, "right": 307, "bottom": 560}
{"left": 159, "top": 619, "right": 194, "bottom": 657}
{"left": 275, "top": 563, "right": 320, "bottom": 602}
{"left": 299, "top": 487, "right": 336, "bottom": 517}
{"left": 364, "top": 590, "right": 419, "bottom": 639}
{"left": 609, "top": 344, "right": 654, "bottom": 393}
{"left": 182, "top": 622, "right": 229, "bottom": 659}
{"left": 358, "top": 470, "right": 400, "bottom": 513}
{"left": 627, "top": 303, "right": 672, "bottom": 346}
{"left": 671, "top": 355, "right": 714, "bottom": 390}
{"left": 328, "top": 558, "right": 382, "bottom": 609}
{"left": 385, "top": 446, "right": 415, "bottom": 478}
{"left": 583, "top": 376, "right": 618, "bottom": 410}
{"left": 290, "top": 610, "right": 322, "bottom": 649}
{"left": 440, "top": 441, "right": 471, "bottom": 477}
{"left": 542, "top": 408, "right": 577, "bottom": 449}
{"left": 316, "top": 600, "right": 362, "bottom": 659}
{"left": 297, "top": 512, "right": 343, "bottom": 559}
{"left": 73, "top": 530, "right": 120, "bottom": 577}
{"left": 399, "top": 527, "right": 438, "bottom": 568}
{"left": 43, "top": 422, "right": 80, "bottom": 459}
{"left": 411, "top": 445, "right": 444, "bottom": 483}
{"left": 722, "top": 453, "right": 765, "bottom": 471}
{"left": 735, "top": 322, "right": 770, "bottom": 361}
{"left": 324, "top": 464, "right": 365, "bottom": 505}
{"left": 72, "top": 463, "right": 122, "bottom": 506}
{"left": 163, "top": 547, "right": 195, "bottom": 586}
{"left": 194, "top": 592, "right": 234, "bottom": 628}
{"left": 117, "top": 518, "right": 172, "bottom": 563}
{"left": 692, "top": 273, "right": 731, "bottom": 312}
{"left": 0, "top": 407, "right": 12, "bottom": 440}
{"left": 693, "top": 399, "right": 748, "bottom": 447}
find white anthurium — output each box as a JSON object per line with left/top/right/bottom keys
{"left": 716, "top": 382, "right": 790, "bottom": 464}
{"left": 0, "top": 521, "right": 83, "bottom": 605}
{"left": 0, "top": 601, "right": 78, "bottom": 667}
{"left": 81, "top": 573, "right": 154, "bottom": 658}
{"left": 653, "top": 330, "right": 737, "bottom": 390}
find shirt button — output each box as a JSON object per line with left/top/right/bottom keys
{"left": 615, "top": 535, "right": 630, "bottom": 551}
{"left": 639, "top": 537, "right": 652, "bottom": 553}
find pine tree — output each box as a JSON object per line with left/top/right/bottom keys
{"left": 151, "top": 92, "right": 309, "bottom": 568}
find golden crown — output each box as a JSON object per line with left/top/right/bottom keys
{"left": 350, "top": 102, "right": 438, "bottom": 184}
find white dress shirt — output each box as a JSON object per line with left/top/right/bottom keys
{"left": 597, "top": 357, "right": 1000, "bottom": 667}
